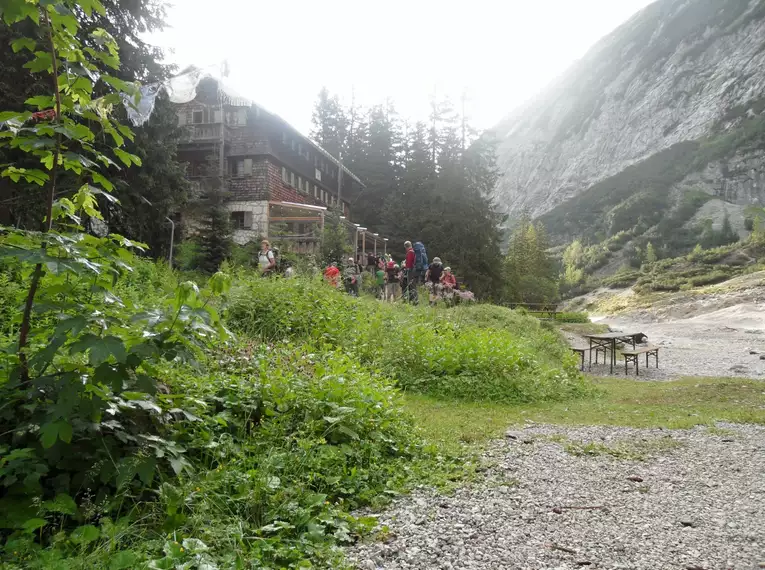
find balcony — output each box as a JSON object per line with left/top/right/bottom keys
{"left": 180, "top": 123, "right": 231, "bottom": 144}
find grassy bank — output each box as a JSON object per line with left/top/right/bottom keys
{"left": 406, "top": 376, "right": 765, "bottom": 450}
{"left": 0, "top": 263, "right": 584, "bottom": 569}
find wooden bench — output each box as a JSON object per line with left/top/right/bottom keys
{"left": 621, "top": 345, "right": 660, "bottom": 376}
{"left": 570, "top": 347, "right": 589, "bottom": 371}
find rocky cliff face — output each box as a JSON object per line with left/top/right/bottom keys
{"left": 493, "top": 0, "right": 765, "bottom": 220}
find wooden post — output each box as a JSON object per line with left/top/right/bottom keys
{"left": 319, "top": 210, "right": 325, "bottom": 252}
{"left": 361, "top": 232, "right": 366, "bottom": 257}
{"left": 373, "top": 237, "right": 377, "bottom": 257}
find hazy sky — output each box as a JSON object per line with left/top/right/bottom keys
{"left": 151, "top": 0, "right": 655, "bottom": 133}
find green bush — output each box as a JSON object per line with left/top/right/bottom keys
{"left": 556, "top": 312, "right": 590, "bottom": 323}
{"left": 226, "top": 276, "right": 588, "bottom": 404}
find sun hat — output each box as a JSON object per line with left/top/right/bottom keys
{"left": 433, "top": 257, "right": 442, "bottom": 264}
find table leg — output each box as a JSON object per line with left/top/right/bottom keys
{"left": 589, "top": 338, "right": 593, "bottom": 369}
{"left": 610, "top": 339, "right": 615, "bottom": 374}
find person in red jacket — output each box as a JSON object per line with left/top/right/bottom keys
{"left": 402, "top": 241, "right": 418, "bottom": 304}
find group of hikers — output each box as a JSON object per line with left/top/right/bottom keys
{"left": 256, "top": 238, "right": 468, "bottom": 306}
{"left": 323, "top": 240, "right": 460, "bottom": 306}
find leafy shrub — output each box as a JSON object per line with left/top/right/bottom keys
{"left": 556, "top": 312, "right": 590, "bottom": 323}
{"left": 226, "top": 276, "right": 588, "bottom": 404}
{"left": 174, "top": 239, "right": 203, "bottom": 271}
{"left": 147, "top": 343, "right": 450, "bottom": 568}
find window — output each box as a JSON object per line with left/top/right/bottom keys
{"left": 230, "top": 211, "right": 246, "bottom": 229}
{"left": 314, "top": 185, "right": 319, "bottom": 198}
{"left": 297, "top": 176, "right": 302, "bottom": 192}
{"left": 282, "top": 166, "right": 288, "bottom": 183}
{"left": 291, "top": 139, "right": 296, "bottom": 151}
{"left": 298, "top": 143, "right": 302, "bottom": 155}
{"left": 290, "top": 172, "right": 295, "bottom": 187}
{"left": 230, "top": 158, "right": 252, "bottom": 176}
{"left": 282, "top": 132, "right": 288, "bottom": 145}
{"left": 192, "top": 110, "right": 204, "bottom": 124}
{"left": 226, "top": 109, "right": 246, "bottom": 126}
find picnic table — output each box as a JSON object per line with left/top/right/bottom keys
{"left": 583, "top": 332, "right": 645, "bottom": 374}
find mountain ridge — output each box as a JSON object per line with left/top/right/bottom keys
{"left": 493, "top": 0, "right": 765, "bottom": 227}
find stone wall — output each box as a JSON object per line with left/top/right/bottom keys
{"left": 225, "top": 200, "right": 269, "bottom": 245}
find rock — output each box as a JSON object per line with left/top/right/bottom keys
{"left": 627, "top": 476, "right": 644, "bottom": 482}
{"left": 729, "top": 365, "right": 749, "bottom": 374}
{"left": 522, "top": 439, "right": 534, "bottom": 445}
{"left": 680, "top": 520, "right": 697, "bottom": 528}
{"left": 760, "top": 355, "right": 765, "bottom": 360}
{"left": 750, "top": 350, "right": 759, "bottom": 355}
{"left": 577, "top": 561, "right": 593, "bottom": 566}
{"left": 492, "top": 2, "right": 765, "bottom": 228}
{"left": 552, "top": 507, "right": 563, "bottom": 514}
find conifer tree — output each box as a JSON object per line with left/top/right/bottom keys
{"left": 310, "top": 87, "right": 348, "bottom": 158}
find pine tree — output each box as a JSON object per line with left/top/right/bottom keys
{"left": 562, "top": 239, "right": 585, "bottom": 287}
{"left": 310, "top": 88, "right": 348, "bottom": 158}
{"left": 190, "top": 157, "right": 231, "bottom": 273}
{"left": 645, "top": 242, "right": 657, "bottom": 264}
{"left": 503, "top": 216, "right": 559, "bottom": 303}
{"left": 320, "top": 213, "right": 351, "bottom": 266}
{"left": 199, "top": 193, "right": 232, "bottom": 273}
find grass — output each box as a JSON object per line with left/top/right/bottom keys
{"left": 404, "top": 376, "right": 765, "bottom": 451}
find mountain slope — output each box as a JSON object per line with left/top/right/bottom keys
{"left": 493, "top": 0, "right": 765, "bottom": 229}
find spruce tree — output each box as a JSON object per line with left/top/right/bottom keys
{"left": 310, "top": 88, "right": 348, "bottom": 158}
{"left": 0, "top": 0, "right": 187, "bottom": 255}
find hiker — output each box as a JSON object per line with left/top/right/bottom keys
{"left": 343, "top": 257, "right": 360, "bottom": 297}
{"left": 402, "top": 241, "right": 418, "bottom": 304}
{"left": 366, "top": 251, "right": 376, "bottom": 274}
{"left": 259, "top": 240, "right": 276, "bottom": 276}
{"left": 375, "top": 263, "right": 386, "bottom": 299}
{"left": 413, "top": 241, "right": 428, "bottom": 284}
{"left": 425, "top": 257, "right": 444, "bottom": 305}
{"left": 323, "top": 262, "right": 340, "bottom": 288}
{"left": 441, "top": 266, "right": 457, "bottom": 304}
{"left": 385, "top": 260, "right": 399, "bottom": 302}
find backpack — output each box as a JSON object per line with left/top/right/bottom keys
{"left": 413, "top": 242, "right": 428, "bottom": 271}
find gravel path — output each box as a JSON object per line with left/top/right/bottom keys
{"left": 348, "top": 424, "right": 765, "bottom": 570}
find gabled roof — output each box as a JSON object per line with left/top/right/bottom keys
{"left": 176, "top": 68, "right": 364, "bottom": 187}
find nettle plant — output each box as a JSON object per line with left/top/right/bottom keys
{"left": 0, "top": 0, "right": 229, "bottom": 538}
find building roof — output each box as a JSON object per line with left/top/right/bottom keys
{"left": 175, "top": 67, "right": 364, "bottom": 187}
